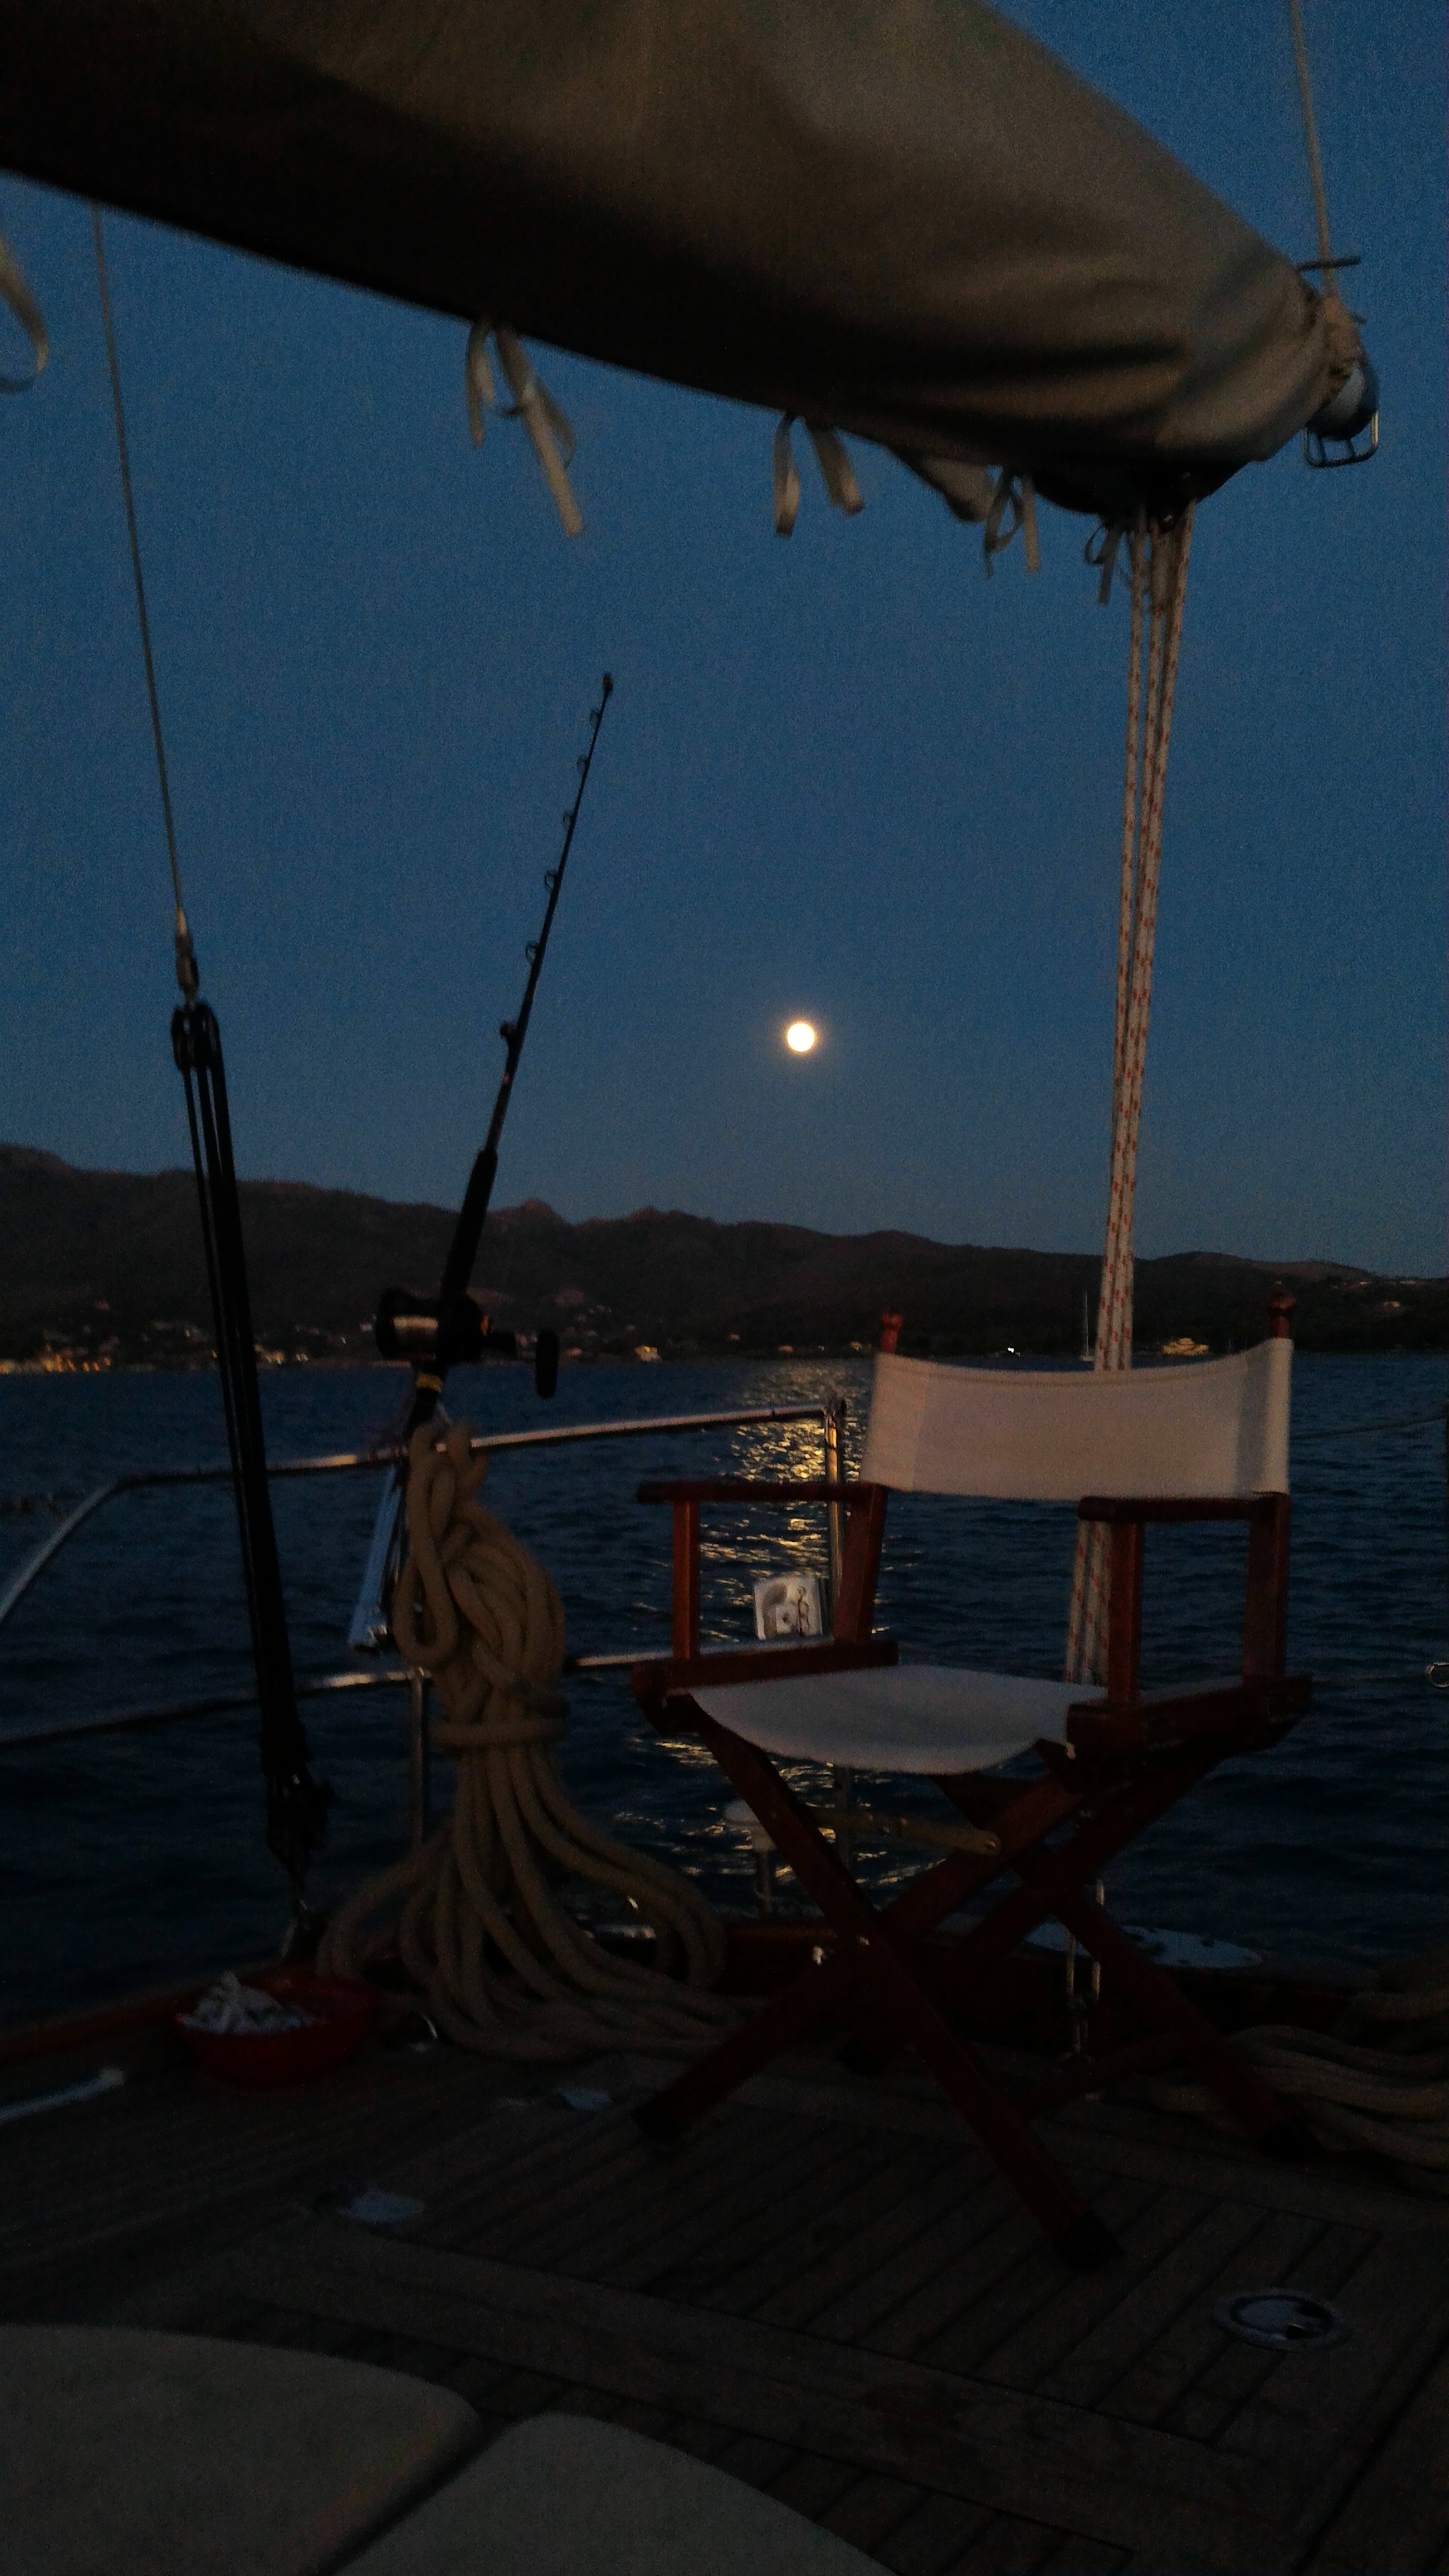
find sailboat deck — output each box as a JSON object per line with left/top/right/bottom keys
{"left": 3, "top": 2024, "right": 1448, "bottom": 2575}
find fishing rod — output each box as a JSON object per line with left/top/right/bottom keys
{"left": 375, "top": 674, "right": 614, "bottom": 1438}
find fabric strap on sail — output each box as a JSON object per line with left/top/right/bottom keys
{"left": 983, "top": 472, "right": 1040, "bottom": 577}
{"left": 772, "top": 417, "right": 864, "bottom": 536}
{"left": 465, "top": 320, "right": 582, "bottom": 536}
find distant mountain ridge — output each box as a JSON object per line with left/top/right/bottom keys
{"left": 0, "top": 1143, "right": 1443, "bottom": 1365}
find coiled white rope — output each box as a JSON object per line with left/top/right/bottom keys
{"left": 1148, "top": 1944, "right": 1449, "bottom": 2186}
{"left": 318, "top": 1422, "right": 735, "bottom": 2059}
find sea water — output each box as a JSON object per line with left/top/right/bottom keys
{"left": 1, "top": 1354, "right": 1445, "bottom": 2026}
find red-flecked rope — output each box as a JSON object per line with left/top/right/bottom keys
{"left": 1067, "top": 509, "right": 1196, "bottom": 1684}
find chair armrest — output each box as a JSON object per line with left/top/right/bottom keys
{"left": 1066, "top": 1672, "right": 1310, "bottom": 1757}
{"left": 632, "top": 1634, "right": 897, "bottom": 1711}
{"left": 1079, "top": 1492, "right": 1291, "bottom": 1692}
{"left": 1077, "top": 1495, "right": 1281, "bottom": 1524}
{"left": 637, "top": 1479, "right": 862, "bottom": 1506}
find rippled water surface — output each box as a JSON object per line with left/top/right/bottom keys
{"left": 1, "top": 1353, "right": 1445, "bottom": 2023}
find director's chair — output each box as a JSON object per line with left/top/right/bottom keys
{"left": 630, "top": 1304, "right": 1313, "bottom": 2269}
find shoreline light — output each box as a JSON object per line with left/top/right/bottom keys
{"left": 785, "top": 1020, "right": 818, "bottom": 1055}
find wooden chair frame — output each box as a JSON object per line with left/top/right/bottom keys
{"left": 629, "top": 1337, "right": 1313, "bottom": 2269}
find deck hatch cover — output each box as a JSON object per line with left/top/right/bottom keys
{"left": 1213, "top": 2288, "right": 1348, "bottom": 2349}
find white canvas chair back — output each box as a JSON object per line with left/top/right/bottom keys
{"left": 860, "top": 1340, "right": 1290, "bottom": 1503}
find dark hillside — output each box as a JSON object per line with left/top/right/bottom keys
{"left": 0, "top": 1145, "right": 1442, "bottom": 1365}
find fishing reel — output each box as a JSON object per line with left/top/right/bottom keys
{"left": 374, "top": 1288, "right": 559, "bottom": 1398}
{"left": 374, "top": 1285, "right": 512, "bottom": 1369}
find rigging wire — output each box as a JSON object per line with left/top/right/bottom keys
{"left": 91, "top": 210, "right": 197, "bottom": 1001}
{"left": 91, "top": 206, "right": 328, "bottom": 1929}
{"left": 1285, "top": 0, "right": 1339, "bottom": 292}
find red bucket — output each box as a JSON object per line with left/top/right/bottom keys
{"left": 175, "top": 1969, "right": 377, "bottom": 2089}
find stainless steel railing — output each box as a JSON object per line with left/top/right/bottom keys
{"left": 0, "top": 1397, "right": 848, "bottom": 1755}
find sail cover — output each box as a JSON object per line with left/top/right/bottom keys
{"left": 0, "top": 0, "right": 1355, "bottom": 515}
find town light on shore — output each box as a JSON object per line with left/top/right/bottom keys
{"left": 785, "top": 1021, "right": 818, "bottom": 1055}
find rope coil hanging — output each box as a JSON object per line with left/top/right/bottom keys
{"left": 319, "top": 1423, "right": 735, "bottom": 2058}
{"left": 1066, "top": 505, "right": 1196, "bottom": 1685}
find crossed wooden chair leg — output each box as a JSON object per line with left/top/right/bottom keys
{"left": 633, "top": 1709, "right": 1315, "bottom": 2270}
{"left": 635, "top": 1712, "right": 1121, "bottom": 2269}
{"left": 933, "top": 1761, "right": 1319, "bottom": 2161}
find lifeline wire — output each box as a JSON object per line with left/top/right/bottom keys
{"left": 92, "top": 208, "right": 197, "bottom": 1000}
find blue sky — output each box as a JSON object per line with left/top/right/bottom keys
{"left": 0, "top": 0, "right": 1442, "bottom": 1270}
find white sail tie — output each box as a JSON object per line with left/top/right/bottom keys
{"left": 466, "top": 320, "right": 582, "bottom": 538}
{"left": 983, "top": 469, "right": 1040, "bottom": 575}
{"left": 772, "top": 416, "right": 863, "bottom": 535}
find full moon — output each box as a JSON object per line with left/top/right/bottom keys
{"left": 785, "top": 1021, "right": 818, "bottom": 1055}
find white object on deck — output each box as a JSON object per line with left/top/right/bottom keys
{"left": 348, "top": 2413, "right": 890, "bottom": 2573}
{"left": 0, "top": 2324, "right": 479, "bottom": 2576}
{"left": 696, "top": 1662, "right": 1102, "bottom": 1774}
{"left": 0, "top": 2063, "right": 123, "bottom": 2128}
{"left": 861, "top": 1338, "right": 1291, "bottom": 1501}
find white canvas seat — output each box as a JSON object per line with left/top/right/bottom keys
{"left": 696, "top": 1662, "right": 1104, "bottom": 1774}
{"left": 696, "top": 1340, "right": 1285, "bottom": 1778}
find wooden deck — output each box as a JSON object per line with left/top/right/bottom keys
{"left": 3, "top": 2024, "right": 1449, "bottom": 2575}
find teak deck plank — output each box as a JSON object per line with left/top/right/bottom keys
{"left": 1096, "top": 2202, "right": 1329, "bottom": 2427}
{"left": 738, "top": 2138, "right": 962, "bottom": 2329}
{"left": 862, "top": 2187, "right": 1069, "bottom": 2362}
{"left": 806, "top": 2162, "right": 1023, "bottom": 2350}
{"left": 435, "top": 2100, "right": 784, "bottom": 2267}
{"left": 1171, "top": 2218, "right": 1377, "bottom": 2445}
{"left": 977, "top": 2180, "right": 1210, "bottom": 2396}
{"left": 1303, "top": 2332, "right": 1449, "bottom": 2576}
{"left": 414, "top": 2111, "right": 645, "bottom": 2248}
{"left": 821, "top": 2470, "right": 936, "bottom": 2560}
{"left": 610, "top": 2123, "right": 906, "bottom": 2304}
{"left": 9, "top": 2031, "right": 1449, "bottom": 2575}
{"left": 1036, "top": 2194, "right": 1273, "bottom": 2414}
{"left": 872, "top": 2490, "right": 998, "bottom": 2573}
{"left": 190, "top": 2213, "right": 1310, "bottom": 2568}
{"left": 683, "top": 2133, "right": 940, "bottom": 2316}
{"left": 528, "top": 2108, "right": 855, "bottom": 2287}
{"left": 910, "top": 2174, "right": 1157, "bottom": 2379}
